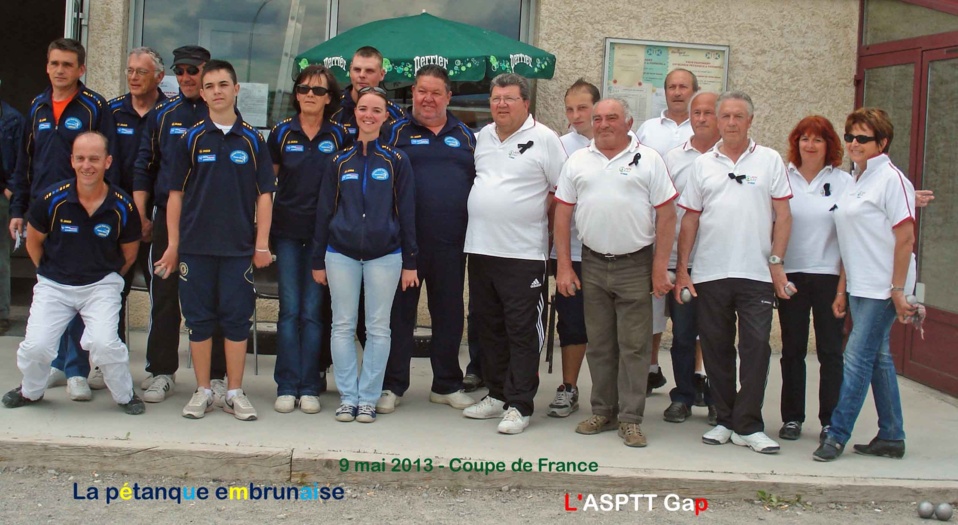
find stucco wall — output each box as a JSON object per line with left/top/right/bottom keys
{"left": 534, "top": 0, "right": 860, "bottom": 157}
{"left": 85, "top": 0, "right": 129, "bottom": 99}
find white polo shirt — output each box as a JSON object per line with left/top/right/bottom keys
{"left": 636, "top": 110, "right": 693, "bottom": 158}
{"left": 677, "top": 139, "right": 792, "bottom": 284}
{"left": 834, "top": 154, "right": 915, "bottom": 300}
{"left": 784, "top": 163, "right": 852, "bottom": 275}
{"left": 663, "top": 140, "right": 708, "bottom": 269}
{"left": 551, "top": 129, "right": 590, "bottom": 262}
{"left": 465, "top": 115, "right": 567, "bottom": 261}
{"left": 554, "top": 138, "right": 677, "bottom": 255}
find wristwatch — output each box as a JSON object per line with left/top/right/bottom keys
{"left": 768, "top": 255, "right": 783, "bottom": 265}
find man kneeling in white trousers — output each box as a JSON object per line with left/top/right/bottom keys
{"left": 3, "top": 131, "right": 144, "bottom": 414}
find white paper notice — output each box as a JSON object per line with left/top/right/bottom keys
{"left": 159, "top": 76, "right": 180, "bottom": 99}
{"left": 237, "top": 83, "right": 269, "bottom": 128}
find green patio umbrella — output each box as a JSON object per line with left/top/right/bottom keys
{"left": 293, "top": 12, "right": 556, "bottom": 84}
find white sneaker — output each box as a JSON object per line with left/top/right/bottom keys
{"left": 210, "top": 378, "right": 227, "bottom": 408}
{"left": 140, "top": 374, "right": 155, "bottom": 390}
{"left": 142, "top": 375, "right": 175, "bottom": 403}
{"left": 497, "top": 407, "right": 530, "bottom": 434}
{"left": 429, "top": 390, "right": 475, "bottom": 409}
{"left": 182, "top": 389, "right": 214, "bottom": 419}
{"left": 703, "top": 424, "right": 733, "bottom": 445}
{"left": 300, "top": 395, "right": 321, "bottom": 414}
{"left": 274, "top": 395, "right": 297, "bottom": 413}
{"left": 88, "top": 367, "right": 106, "bottom": 390}
{"left": 224, "top": 389, "right": 257, "bottom": 421}
{"left": 47, "top": 368, "right": 67, "bottom": 388}
{"left": 67, "top": 377, "right": 92, "bottom": 401}
{"left": 463, "top": 396, "right": 506, "bottom": 420}
{"left": 731, "top": 431, "right": 781, "bottom": 454}
{"left": 376, "top": 390, "right": 400, "bottom": 414}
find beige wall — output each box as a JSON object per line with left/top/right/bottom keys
{"left": 534, "top": 0, "right": 859, "bottom": 157}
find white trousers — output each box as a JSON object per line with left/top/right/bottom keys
{"left": 17, "top": 273, "right": 134, "bottom": 403}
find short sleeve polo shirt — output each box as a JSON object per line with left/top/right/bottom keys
{"left": 26, "top": 181, "right": 141, "bottom": 286}
{"left": 555, "top": 138, "right": 677, "bottom": 255}
{"left": 663, "top": 141, "right": 705, "bottom": 269}
{"left": 784, "top": 163, "right": 852, "bottom": 275}
{"left": 465, "top": 115, "right": 567, "bottom": 261}
{"left": 834, "top": 154, "right": 915, "bottom": 300}
{"left": 170, "top": 117, "right": 277, "bottom": 257}
{"left": 678, "top": 139, "right": 792, "bottom": 284}
{"left": 635, "top": 111, "right": 693, "bottom": 158}
{"left": 551, "top": 129, "right": 591, "bottom": 262}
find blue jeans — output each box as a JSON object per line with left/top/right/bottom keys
{"left": 828, "top": 296, "right": 905, "bottom": 444}
{"left": 326, "top": 251, "right": 402, "bottom": 407}
{"left": 667, "top": 287, "right": 710, "bottom": 407}
{"left": 274, "top": 237, "right": 325, "bottom": 397}
{"left": 50, "top": 316, "right": 89, "bottom": 378}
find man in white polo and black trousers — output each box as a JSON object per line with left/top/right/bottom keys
{"left": 462, "top": 73, "right": 566, "bottom": 435}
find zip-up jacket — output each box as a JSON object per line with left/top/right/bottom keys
{"left": 109, "top": 89, "right": 166, "bottom": 194}
{"left": 312, "top": 138, "right": 417, "bottom": 271}
{"left": 0, "top": 101, "right": 26, "bottom": 193}
{"left": 11, "top": 82, "right": 116, "bottom": 218}
{"left": 329, "top": 86, "right": 405, "bottom": 137}
{"left": 133, "top": 91, "right": 208, "bottom": 209}
{"left": 268, "top": 116, "right": 350, "bottom": 240}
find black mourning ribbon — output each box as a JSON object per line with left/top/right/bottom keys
{"left": 629, "top": 153, "right": 641, "bottom": 166}
{"left": 728, "top": 173, "right": 746, "bottom": 184}
{"left": 517, "top": 141, "right": 534, "bottom": 154}
{"left": 823, "top": 183, "right": 831, "bottom": 196}
{"left": 829, "top": 204, "right": 838, "bottom": 212}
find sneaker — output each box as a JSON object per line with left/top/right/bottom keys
{"left": 210, "top": 378, "right": 227, "bottom": 408}
{"left": 67, "top": 377, "right": 92, "bottom": 401}
{"left": 462, "top": 373, "right": 484, "bottom": 393}
{"left": 852, "top": 436, "right": 905, "bottom": 459}
{"left": 819, "top": 425, "right": 830, "bottom": 445}
{"left": 619, "top": 422, "right": 648, "bottom": 447}
{"left": 335, "top": 403, "right": 357, "bottom": 422}
{"left": 300, "top": 395, "right": 321, "bottom": 414}
{"left": 140, "top": 374, "right": 155, "bottom": 390}
{"left": 646, "top": 368, "right": 667, "bottom": 394}
{"left": 693, "top": 374, "right": 708, "bottom": 407}
{"left": 779, "top": 421, "right": 802, "bottom": 441}
{"left": 813, "top": 436, "right": 845, "bottom": 462}
{"left": 707, "top": 405, "right": 718, "bottom": 426}
{"left": 703, "top": 424, "right": 733, "bottom": 445}
{"left": 497, "top": 407, "right": 530, "bottom": 434}
{"left": 430, "top": 390, "right": 475, "bottom": 409}
{"left": 47, "top": 368, "right": 67, "bottom": 388}
{"left": 182, "top": 389, "right": 214, "bottom": 419}
{"left": 463, "top": 395, "right": 506, "bottom": 420}
{"left": 224, "top": 390, "right": 257, "bottom": 421}
{"left": 356, "top": 404, "right": 377, "bottom": 423}
{"left": 575, "top": 414, "right": 618, "bottom": 435}
{"left": 663, "top": 401, "right": 691, "bottom": 423}
{"left": 88, "top": 367, "right": 106, "bottom": 390}
{"left": 142, "top": 375, "right": 175, "bottom": 403}
{"left": 731, "top": 431, "right": 780, "bottom": 454}
{"left": 274, "top": 395, "right": 297, "bottom": 413}
{"left": 119, "top": 394, "right": 146, "bottom": 415}
{"left": 376, "top": 390, "right": 400, "bottom": 414}
{"left": 547, "top": 384, "right": 579, "bottom": 418}
{"left": 2, "top": 386, "right": 43, "bottom": 408}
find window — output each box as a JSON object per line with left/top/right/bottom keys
{"left": 864, "top": 0, "right": 958, "bottom": 46}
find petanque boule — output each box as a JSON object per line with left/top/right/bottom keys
{"left": 919, "top": 501, "right": 936, "bottom": 519}
{"left": 668, "top": 270, "right": 676, "bottom": 284}
{"left": 680, "top": 287, "right": 693, "bottom": 303}
{"left": 935, "top": 502, "right": 953, "bottom": 521}
{"left": 785, "top": 281, "right": 797, "bottom": 297}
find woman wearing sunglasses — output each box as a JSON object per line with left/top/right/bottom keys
{"left": 775, "top": 116, "right": 851, "bottom": 444}
{"left": 813, "top": 108, "right": 916, "bottom": 462}
{"left": 267, "top": 65, "right": 350, "bottom": 415}
{"left": 312, "top": 86, "right": 419, "bottom": 423}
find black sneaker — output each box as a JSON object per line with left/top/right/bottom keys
{"left": 779, "top": 421, "right": 802, "bottom": 440}
{"left": 693, "top": 375, "right": 708, "bottom": 407}
{"left": 0, "top": 319, "right": 10, "bottom": 335}
{"left": 663, "top": 401, "right": 691, "bottom": 423}
{"left": 119, "top": 393, "right": 146, "bottom": 415}
{"left": 853, "top": 437, "right": 905, "bottom": 459}
{"left": 2, "top": 386, "right": 42, "bottom": 408}
{"left": 813, "top": 436, "right": 844, "bottom": 462}
{"left": 707, "top": 405, "right": 718, "bottom": 426}
{"left": 463, "top": 374, "right": 484, "bottom": 393}
{"left": 819, "top": 425, "right": 830, "bottom": 444}
{"left": 646, "top": 369, "right": 667, "bottom": 394}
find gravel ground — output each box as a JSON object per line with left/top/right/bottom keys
{"left": 0, "top": 466, "right": 937, "bottom": 524}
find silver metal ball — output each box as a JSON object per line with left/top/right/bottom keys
{"left": 919, "top": 501, "right": 936, "bottom": 519}
{"left": 667, "top": 270, "right": 676, "bottom": 284}
{"left": 680, "top": 287, "right": 692, "bottom": 303}
{"left": 935, "top": 502, "right": 953, "bottom": 521}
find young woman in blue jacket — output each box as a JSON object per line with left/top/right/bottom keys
{"left": 312, "top": 86, "right": 418, "bottom": 423}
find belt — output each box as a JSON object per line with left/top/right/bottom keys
{"left": 582, "top": 245, "right": 650, "bottom": 261}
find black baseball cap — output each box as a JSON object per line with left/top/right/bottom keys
{"left": 172, "top": 45, "right": 211, "bottom": 67}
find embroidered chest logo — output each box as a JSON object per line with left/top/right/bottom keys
{"left": 63, "top": 117, "right": 82, "bottom": 130}
{"left": 370, "top": 168, "right": 390, "bottom": 181}
{"left": 93, "top": 224, "right": 112, "bottom": 238}
{"left": 444, "top": 136, "right": 461, "bottom": 148}
{"left": 318, "top": 140, "right": 335, "bottom": 153}
{"left": 230, "top": 150, "right": 249, "bottom": 164}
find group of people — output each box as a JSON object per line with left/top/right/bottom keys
{"left": 0, "top": 38, "right": 927, "bottom": 463}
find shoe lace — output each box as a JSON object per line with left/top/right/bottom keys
{"left": 586, "top": 415, "right": 607, "bottom": 428}
{"left": 623, "top": 423, "right": 643, "bottom": 436}
{"left": 503, "top": 408, "right": 523, "bottom": 422}
{"left": 231, "top": 394, "right": 253, "bottom": 409}
{"left": 191, "top": 390, "right": 211, "bottom": 406}
{"left": 551, "top": 389, "right": 569, "bottom": 405}
{"left": 784, "top": 421, "right": 801, "bottom": 430}
{"left": 147, "top": 377, "right": 171, "bottom": 392}
{"left": 359, "top": 405, "right": 375, "bottom": 416}
{"left": 337, "top": 403, "right": 354, "bottom": 414}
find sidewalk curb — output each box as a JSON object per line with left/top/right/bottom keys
{"left": 2, "top": 437, "right": 956, "bottom": 503}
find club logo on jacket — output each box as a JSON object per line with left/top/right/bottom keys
{"left": 370, "top": 168, "right": 390, "bottom": 181}
{"left": 93, "top": 224, "right": 112, "bottom": 238}
{"left": 230, "top": 151, "right": 249, "bottom": 164}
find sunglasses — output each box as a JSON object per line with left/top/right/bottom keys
{"left": 173, "top": 65, "right": 200, "bottom": 76}
{"left": 844, "top": 133, "right": 877, "bottom": 144}
{"left": 295, "top": 84, "right": 329, "bottom": 96}
{"left": 358, "top": 86, "right": 388, "bottom": 96}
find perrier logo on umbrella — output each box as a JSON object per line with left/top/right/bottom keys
{"left": 294, "top": 13, "right": 556, "bottom": 83}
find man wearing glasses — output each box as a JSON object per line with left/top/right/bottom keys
{"left": 462, "top": 73, "right": 566, "bottom": 435}
{"left": 133, "top": 45, "right": 227, "bottom": 405}
{"left": 675, "top": 91, "right": 792, "bottom": 454}
{"left": 330, "top": 46, "right": 404, "bottom": 136}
